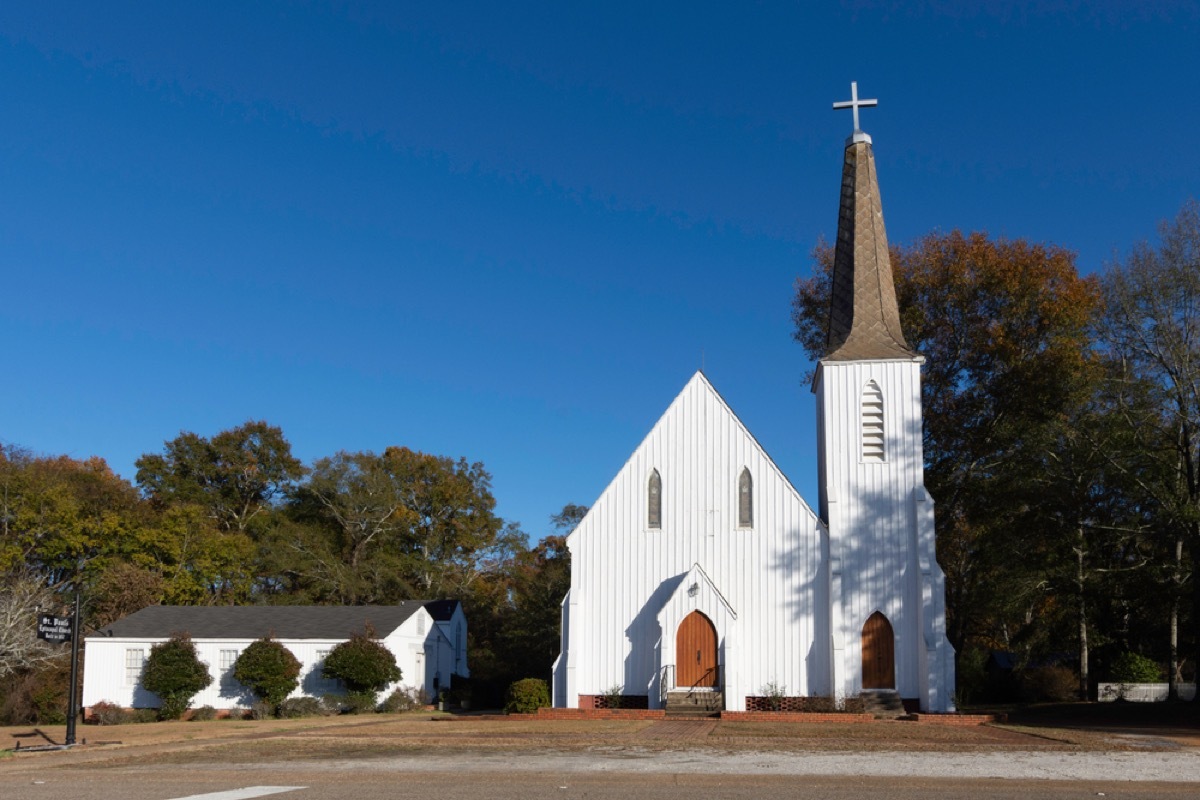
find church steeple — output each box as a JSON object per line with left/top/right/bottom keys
{"left": 823, "top": 83, "right": 914, "bottom": 362}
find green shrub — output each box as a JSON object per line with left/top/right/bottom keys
{"left": 189, "top": 705, "right": 217, "bottom": 721}
{"left": 505, "top": 678, "right": 550, "bottom": 714}
{"left": 248, "top": 700, "right": 274, "bottom": 720}
{"left": 278, "top": 697, "right": 328, "bottom": 718}
{"left": 341, "top": 691, "right": 379, "bottom": 714}
{"left": 233, "top": 638, "right": 302, "bottom": 711}
{"left": 88, "top": 701, "right": 132, "bottom": 725}
{"left": 142, "top": 634, "right": 212, "bottom": 720}
{"left": 1110, "top": 652, "right": 1162, "bottom": 683}
{"left": 322, "top": 632, "right": 402, "bottom": 702}
{"left": 131, "top": 708, "right": 159, "bottom": 723}
{"left": 379, "top": 687, "right": 422, "bottom": 713}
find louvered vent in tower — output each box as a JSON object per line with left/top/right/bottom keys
{"left": 862, "top": 381, "right": 885, "bottom": 462}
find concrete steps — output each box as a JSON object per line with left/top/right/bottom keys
{"left": 664, "top": 690, "right": 723, "bottom": 718}
{"left": 861, "top": 689, "right": 907, "bottom": 719}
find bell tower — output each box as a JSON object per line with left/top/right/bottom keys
{"left": 815, "top": 83, "right": 955, "bottom": 712}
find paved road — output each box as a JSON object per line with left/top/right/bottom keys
{"left": 4, "top": 747, "right": 1200, "bottom": 800}
{"left": 3, "top": 768, "right": 1199, "bottom": 800}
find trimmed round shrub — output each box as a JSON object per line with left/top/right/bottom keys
{"left": 504, "top": 678, "right": 550, "bottom": 714}
{"left": 322, "top": 632, "right": 402, "bottom": 700}
{"left": 142, "top": 633, "right": 212, "bottom": 720}
{"left": 1111, "top": 652, "right": 1162, "bottom": 683}
{"left": 233, "top": 637, "right": 302, "bottom": 710}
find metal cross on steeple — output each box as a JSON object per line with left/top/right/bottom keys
{"left": 832, "top": 81, "right": 877, "bottom": 132}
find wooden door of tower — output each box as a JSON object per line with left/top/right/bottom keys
{"left": 862, "top": 611, "right": 896, "bottom": 689}
{"left": 676, "top": 611, "right": 718, "bottom": 688}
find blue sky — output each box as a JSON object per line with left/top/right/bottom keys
{"left": 2, "top": 2, "right": 1198, "bottom": 542}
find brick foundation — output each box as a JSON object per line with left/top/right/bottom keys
{"left": 577, "top": 694, "right": 650, "bottom": 710}
{"left": 536, "top": 707, "right": 667, "bottom": 720}
{"left": 721, "top": 711, "right": 875, "bottom": 723}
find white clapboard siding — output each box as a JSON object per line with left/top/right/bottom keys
{"left": 558, "top": 372, "right": 828, "bottom": 711}
{"left": 82, "top": 608, "right": 456, "bottom": 711}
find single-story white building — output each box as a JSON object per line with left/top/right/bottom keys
{"left": 82, "top": 601, "right": 468, "bottom": 712}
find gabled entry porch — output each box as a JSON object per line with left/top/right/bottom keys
{"left": 654, "top": 565, "right": 737, "bottom": 713}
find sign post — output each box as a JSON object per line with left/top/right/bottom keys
{"left": 37, "top": 594, "right": 81, "bottom": 745}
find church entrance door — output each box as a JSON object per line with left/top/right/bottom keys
{"left": 862, "top": 611, "right": 895, "bottom": 689}
{"left": 676, "top": 611, "right": 718, "bottom": 688}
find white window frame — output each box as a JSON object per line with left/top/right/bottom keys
{"left": 125, "top": 648, "right": 145, "bottom": 686}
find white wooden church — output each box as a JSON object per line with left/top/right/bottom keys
{"left": 551, "top": 89, "right": 956, "bottom": 713}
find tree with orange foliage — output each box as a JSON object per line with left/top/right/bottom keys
{"left": 793, "top": 231, "right": 1101, "bottom": 677}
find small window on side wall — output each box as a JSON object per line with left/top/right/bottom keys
{"left": 738, "top": 468, "right": 753, "bottom": 527}
{"left": 648, "top": 469, "right": 662, "bottom": 529}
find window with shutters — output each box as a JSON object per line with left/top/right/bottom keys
{"left": 647, "top": 469, "right": 662, "bottom": 529}
{"left": 737, "top": 468, "right": 753, "bottom": 527}
{"left": 862, "top": 381, "right": 885, "bottom": 462}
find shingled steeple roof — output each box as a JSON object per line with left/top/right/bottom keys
{"left": 823, "top": 88, "right": 915, "bottom": 362}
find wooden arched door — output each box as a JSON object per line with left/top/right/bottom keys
{"left": 676, "top": 611, "right": 718, "bottom": 688}
{"left": 862, "top": 611, "right": 895, "bottom": 689}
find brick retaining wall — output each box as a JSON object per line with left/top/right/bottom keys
{"left": 720, "top": 711, "right": 875, "bottom": 723}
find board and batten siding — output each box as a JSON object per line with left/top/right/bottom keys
{"left": 815, "top": 357, "right": 955, "bottom": 709}
{"left": 558, "top": 372, "right": 828, "bottom": 711}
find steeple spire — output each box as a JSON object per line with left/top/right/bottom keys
{"left": 823, "top": 83, "right": 914, "bottom": 362}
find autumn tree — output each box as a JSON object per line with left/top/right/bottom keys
{"left": 793, "top": 231, "right": 1100, "bottom": 665}
{"left": 289, "top": 447, "right": 510, "bottom": 603}
{"left": 135, "top": 421, "right": 304, "bottom": 533}
{"left": 1095, "top": 199, "right": 1200, "bottom": 698}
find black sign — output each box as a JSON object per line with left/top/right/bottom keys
{"left": 37, "top": 614, "right": 72, "bottom": 644}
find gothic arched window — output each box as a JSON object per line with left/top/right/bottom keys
{"left": 862, "top": 380, "right": 885, "bottom": 462}
{"left": 648, "top": 469, "right": 662, "bottom": 529}
{"left": 738, "top": 467, "right": 753, "bottom": 527}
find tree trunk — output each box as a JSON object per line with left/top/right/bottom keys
{"left": 1168, "top": 535, "right": 1183, "bottom": 702}
{"left": 1077, "top": 526, "right": 1089, "bottom": 700}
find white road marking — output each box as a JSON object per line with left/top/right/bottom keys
{"left": 166, "top": 788, "right": 306, "bottom": 800}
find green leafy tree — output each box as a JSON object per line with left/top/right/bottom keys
{"left": 135, "top": 421, "right": 304, "bottom": 533}
{"left": 142, "top": 633, "right": 211, "bottom": 720}
{"left": 233, "top": 638, "right": 302, "bottom": 711}
{"left": 322, "top": 630, "right": 401, "bottom": 708}
{"left": 290, "top": 447, "right": 508, "bottom": 602}
{"left": 1096, "top": 199, "right": 1200, "bottom": 699}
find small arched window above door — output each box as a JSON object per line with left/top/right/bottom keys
{"left": 737, "top": 467, "right": 753, "bottom": 527}
{"left": 647, "top": 469, "right": 662, "bottom": 529}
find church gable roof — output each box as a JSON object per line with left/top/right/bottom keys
{"left": 93, "top": 603, "right": 429, "bottom": 640}
{"left": 569, "top": 371, "right": 819, "bottom": 545}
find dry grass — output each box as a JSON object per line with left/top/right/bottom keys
{"left": 2, "top": 709, "right": 1189, "bottom": 770}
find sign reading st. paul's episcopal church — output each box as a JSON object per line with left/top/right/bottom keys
{"left": 37, "top": 614, "right": 72, "bottom": 644}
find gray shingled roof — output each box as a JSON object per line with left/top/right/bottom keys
{"left": 93, "top": 603, "right": 432, "bottom": 640}
{"left": 824, "top": 138, "right": 916, "bottom": 362}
